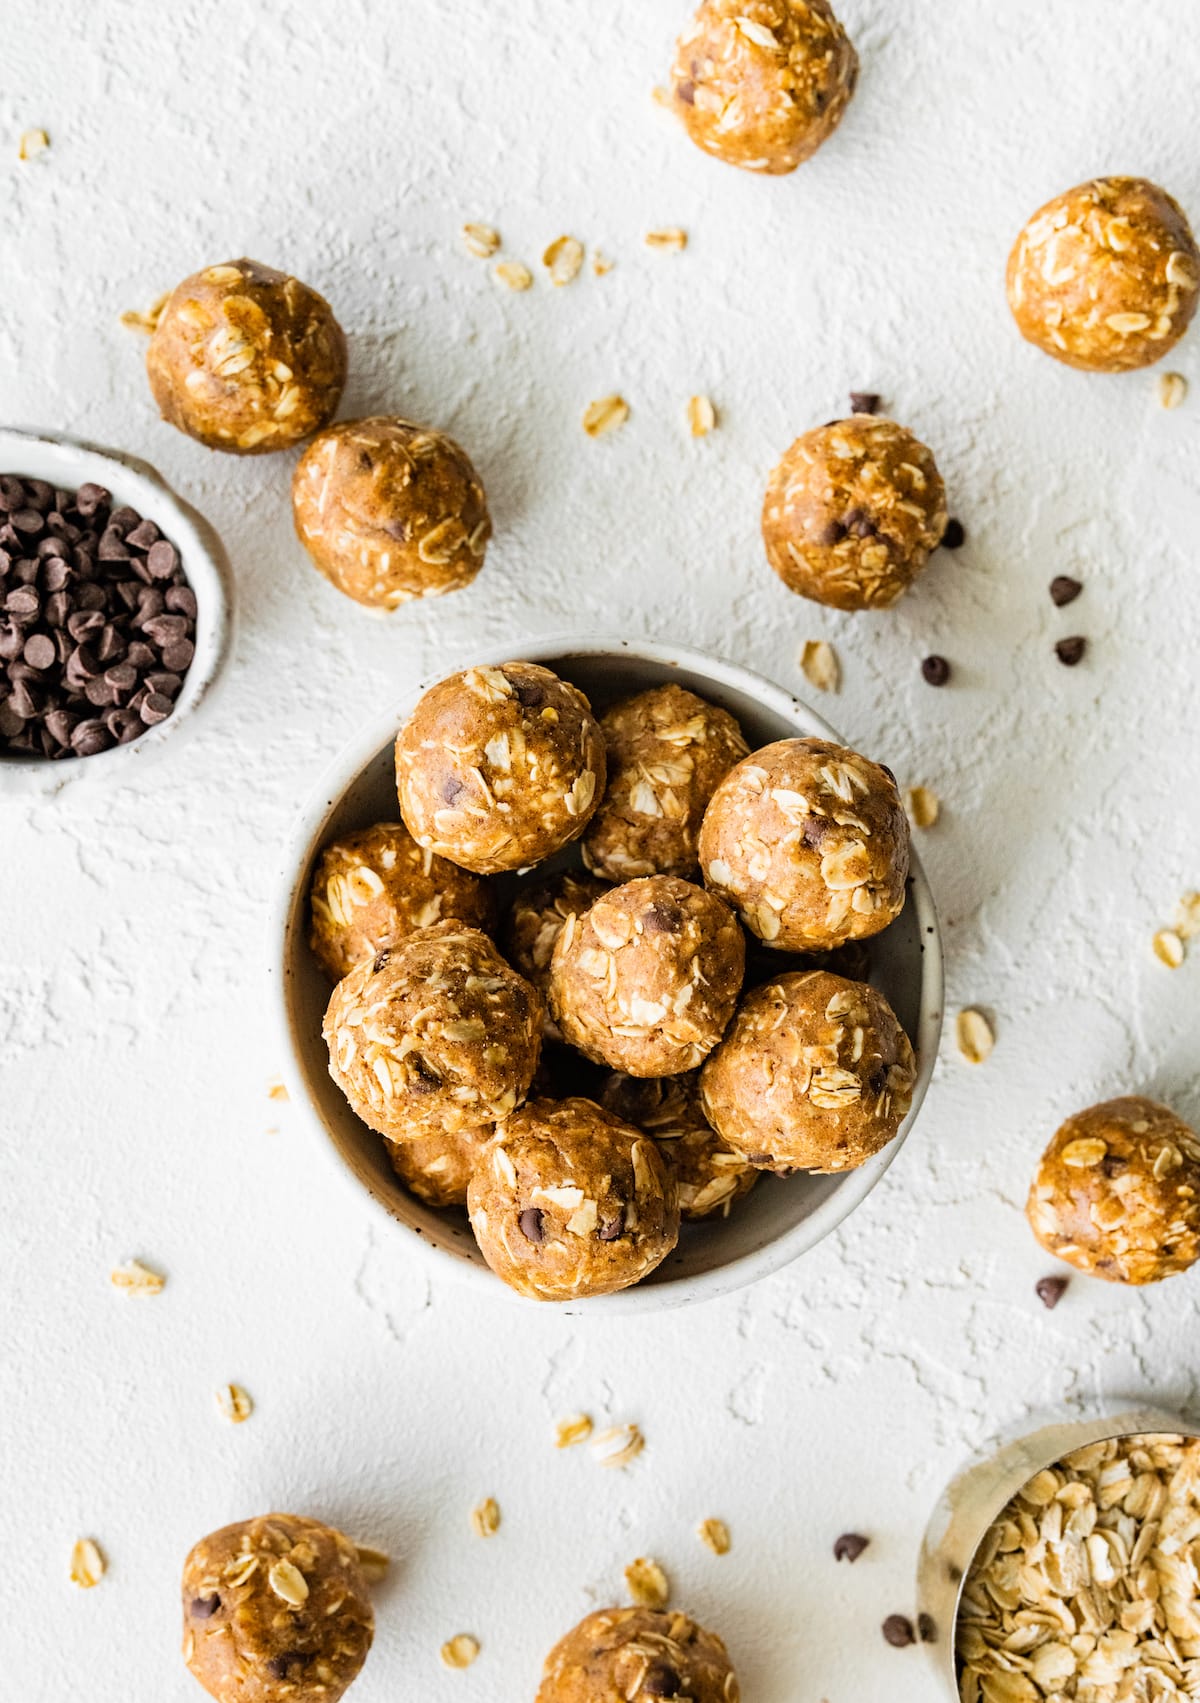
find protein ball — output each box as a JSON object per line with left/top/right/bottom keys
{"left": 467, "top": 1098, "right": 680, "bottom": 1300}
{"left": 1007, "top": 177, "right": 1200, "bottom": 372}
{"left": 549, "top": 875, "right": 745, "bottom": 1077}
{"left": 386, "top": 1122, "right": 491, "bottom": 1209}
{"left": 395, "top": 661, "right": 606, "bottom": 874}
{"left": 147, "top": 259, "right": 346, "bottom": 454}
{"left": 292, "top": 416, "right": 491, "bottom": 609}
{"left": 700, "top": 970, "right": 916, "bottom": 1174}
{"left": 601, "top": 1070, "right": 758, "bottom": 1220}
{"left": 699, "top": 737, "right": 909, "bottom": 951}
{"left": 1026, "top": 1096, "right": 1200, "bottom": 1284}
{"left": 181, "top": 1513, "right": 373, "bottom": 1703}
{"left": 536, "top": 1606, "right": 740, "bottom": 1703}
{"left": 582, "top": 684, "right": 750, "bottom": 881}
{"left": 669, "top": 0, "right": 857, "bottom": 177}
{"left": 323, "top": 921, "right": 542, "bottom": 1141}
{"left": 763, "top": 417, "right": 948, "bottom": 611}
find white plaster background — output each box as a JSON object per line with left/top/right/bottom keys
{"left": 1, "top": 1, "right": 1198, "bottom": 1697}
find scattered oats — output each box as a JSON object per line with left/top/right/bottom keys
{"left": 267, "top": 1558, "right": 309, "bottom": 1607}
{"left": 110, "top": 1259, "right": 165, "bottom": 1297}
{"left": 582, "top": 394, "right": 629, "bottom": 438}
{"left": 591, "top": 1422, "right": 644, "bottom": 1469}
{"left": 70, "top": 1538, "right": 105, "bottom": 1589}
{"left": 494, "top": 260, "right": 533, "bottom": 292}
{"left": 651, "top": 85, "right": 672, "bottom": 108}
{"left": 543, "top": 235, "right": 584, "bottom": 286}
{"left": 593, "top": 250, "right": 615, "bottom": 277}
{"left": 215, "top": 1383, "right": 253, "bottom": 1424}
{"left": 1176, "top": 890, "right": 1200, "bottom": 938}
{"left": 19, "top": 127, "right": 49, "bottom": 161}
{"left": 955, "top": 1007, "right": 994, "bottom": 1065}
{"left": 646, "top": 227, "right": 688, "bottom": 252}
{"left": 625, "top": 1556, "right": 670, "bottom": 1609}
{"left": 470, "top": 1497, "right": 500, "bottom": 1537}
{"left": 353, "top": 1544, "right": 390, "bottom": 1582}
{"left": 119, "top": 291, "right": 169, "bottom": 335}
{"left": 800, "top": 639, "right": 840, "bottom": 694}
{"left": 1157, "top": 371, "right": 1188, "bottom": 409}
{"left": 1152, "top": 927, "right": 1185, "bottom": 969}
{"left": 904, "top": 785, "right": 940, "bottom": 829}
{"left": 698, "top": 1518, "right": 730, "bottom": 1555}
{"left": 555, "top": 1413, "right": 593, "bottom": 1448}
{"left": 462, "top": 222, "right": 501, "bottom": 259}
{"left": 267, "top": 1077, "right": 289, "bottom": 1102}
{"left": 687, "top": 394, "right": 717, "bottom": 438}
{"left": 441, "top": 1634, "right": 480, "bottom": 1670}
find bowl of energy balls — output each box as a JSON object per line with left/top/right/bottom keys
{"left": 272, "top": 636, "right": 943, "bottom": 1311}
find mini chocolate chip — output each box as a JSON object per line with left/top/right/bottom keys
{"left": 190, "top": 1593, "right": 221, "bottom": 1619}
{"left": 918, "top": 1612, "right": 937, "bottom": 1644}
{"left": 513, "top": 679, "right": 545, "bottom": 708}
{"left": 139, "top": 691, "right": 175, "bottom": 725}
{"left": 921, "top": 655, "right": 951, "bottom": 686}
{"left": 801, "top": 814, "right": 831, "bottom": 848}
{"left": 882, "top": 1614, "right": 915, "bottom": 1648}
{"left": 518, "top": 1207, "right": 545, "bottom": 1243}
{"left": 123, "top": 519, "right": 160, "bottom": 552}
{"left": 372, "top": 951, "right": 391, "bottom": 973}
{"left": 1055, "top": 636, "right": 1086, "bottom": 666}
{"left": 868, "top": 1063, "right": 889, "bottom": 1093}
{"left": 642, "top": 1666, "right": 681, "bottom": 1697}
{"left": 97, "top": 526, "right": 130, "bottom": 561}
{"left": 108, "top": 505, "right": 140, "bottom": 534}
{"left": 406, "top": 1052, "right": 441, "bottom": 1090}
{"left": 442, "top": 774, "right": 466, "bottom": 804}
{"left": 0, "top": 699, "right": 26, "bottom": 736}
{"left": 23, "top": 633, "right": 55, "bottom": 671}
{"left": 70, "top": 719, "right": 113, "bottom": 756}
{"left": 1035, "top": 1275, "right": 1069, "bottom": 1310}
{"left": 73, "top": 482, "right": 109, "bottom": 516}
{"left": 843, "top": 505, "right": 879, "bottom": 539}
{"left": 165, "top": 585, "right": 197, "bottom": 618}
{"left": 146, "top": 539, "right": 180, "bottom": 579}
{"left": 11, "top": 508, "right": 44, "bottom": 535}
{"left": 1050, "top": 575, "right": 1082, "bottom": 607}
{"left": 818, "top": 518, "right": 848, "bottom": 546}
{"left": 597, "top": 1207, "right": 626, "bottom": 1242}
{"left": 642, "top": 900, "right": 682, "bottom": 935}
{"left": 1100, "top": 1155, "right": 1126, "bottom": 1178}
{"left": 834, "top": 1532, "right": 869, "bottom": 1563}
{"left": 44, "top": 709, "right": 76, "bottom": 747}
{"left": 381, "top": 517, "right": 410, "bottom": 542}
{"left": 42, "top": 556, "right": 72, "bottom": 591}
{"left": 940, "top": 518, "right": 966, "bottom": 549}
{"left": 161, "top": 637, "right": 195, "bottom": 672}
{"left": 849, "top": 391, "right": 880, "bottom": 414}
{"left": 6, "top": 586, "right": 40, "bottom": 619}
{"left": 265, "top": 1653, "right": 308, "bottom": 1679}
{"left": 676, "top": 79, "right": 695, "bottom": 104}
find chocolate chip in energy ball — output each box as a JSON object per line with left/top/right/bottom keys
{"left": 882, "top": 1614, "right": 916, "bottom": 1648}
{"left": 849, "top": 391, "right": 880, "bottom": 415}
{"left": 940, "top": 517, "right": 966, "bottom": 549}
{"left": 918, "top": 1612, "right": 937, "bottom": 1644}
{"left": 921, "top": 654, "right": 951, "bottom": 686}
{"left": 1054, "top": 636, "right": 1086, "bottom": 667}
{"left": 1050, "top": 574, "right": 1083, "bottom": 607}
{"left": 1036, "top": 1274, "right": 1069, "bottom": 1309}
{"left": 833, "top": 1532, "right": 869, "bottom": 1563}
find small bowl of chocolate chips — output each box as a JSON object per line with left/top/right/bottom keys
{"left": 0, "top": 427, "right": 232, "bottom": 797}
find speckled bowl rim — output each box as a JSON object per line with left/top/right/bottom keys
{"left": 270, "top": 634, "right": 945, "bottom": 1314}
{"left": 0, "top": 426, "right": 234, "bottom": 800}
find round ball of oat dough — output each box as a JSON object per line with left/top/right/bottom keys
{"left": 323, "top": 921, "right": 542, "bottom": 1141}
{"left": 549, "top": 875, "right": 745, "bottom": 1077}
{"left": 386, "top": 1122, "right": 491, "bottom": 1209}
{"left": 582, "top": 684, "right": 750, "bottom": 882}
{"left": 467, "top": 1098, "right": 680, "bottom": 1300}
{"left": 537, "top": 1606, "right": 739, "bottom": 1703}
{"left": 181, "top": 1512, "right": 373, "bottom": 1703}
{"left": 699, "top": 737, "right": 908, "bottom": 951}
{"left": 395, "top": 662, "right": 607, "bottom": 875}
{"left": 147, "top": 259, "right": 346, "bottom": 455}
{"left": 502, "top": 870, "right": 611, "bottom": 998}
{"left": 763, "top": 417, "right": 947, "bottom": 611}
{"left": 292, "top": 416, "right": 491, "bottom": 609}
{"left": 1007, "top": 177, "right": 1200, "bottom": 372}
{"left": 309, "top": 820, "right": 495, "bottom": 983}
{"left": 601, "top": 1070, "right": 758, "bottom": 1221}
{"left": 669, "top": 0, "right": 857, "bottom": 177}
{"left": 1026, "top": 1096, "right": 1200, "bottom": 1285}
{"left": 700, "top": 970, "right": 915, "bottom": 1174}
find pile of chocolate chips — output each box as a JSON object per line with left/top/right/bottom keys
{"left": 0, "top": 475, "right": 197, "bottom": 760}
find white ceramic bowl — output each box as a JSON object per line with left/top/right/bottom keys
{"left": 271, "top": 636, "right": 944, "bottom": 1313}
{"left": 0, "top": 427, "right": 233, "bottom": 800}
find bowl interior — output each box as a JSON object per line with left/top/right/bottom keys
{"left": 278, "top": 641, "right": 943, "bottom": 1311}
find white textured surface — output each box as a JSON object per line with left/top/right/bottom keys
{"left": 2, "top": 2, "right": 1199, "bottom": 1699}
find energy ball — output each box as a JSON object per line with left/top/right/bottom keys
{"left": 601, "top": 1070, "right": 758, "bottom": 1220}
{"left": 669, "top": 0, "right": 857, "bottom": 177}
{"left": 700, "top": 970, "right": 916, "bottom": 1173}
{"left": 700, "top": 737, "right": 908, "bottom": 951}
{"left": 537, "top": 1606, "right": 740, "bottom": 1703}
{"left": 763, "top": 417, "right": 947, "bottom": 611}
{"left": 582, "top": 684, "right": 750, "bottom": 882}
{"left": 323, "top": 921, "right": 542, "bottom": 1141}
{"left": 395, "top": 662, "right": 606, "bottom": 874}
{"left": 1007, "top": 177, "right": 1200, "bottom": 373}
{"left": 549, "top": 875, "right": 745, "bottom": 1077}
{"left": 467, "top": 1097, "right": 680, "bottom": 1300}
{"left": 181, "top": 1512, "right": 373, "bottom": 1703}
{"left": 292, "top": 416, "right": 491, "bottom": 609}
{"left": 386, "top": 1122, "right": 490, "bottom": 1209}
{"left": 309, "top": 820, "right": 495, "bottom": 983}
{"left": 501, "top": 870, "right": 610, "bottom": 999}
{"left": 147, "top": 259, "right": 346, "bottom": 455}
{"left": 1026, "top": 1096, "right": 1200, "bottom": 1285}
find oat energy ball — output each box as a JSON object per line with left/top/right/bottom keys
{"left": 502, "top": 870, "right": 610, "bottom": 997}
{"left": 700, "top": 737, "right": 908, "bottom": 950}
{"left": 467, "top": 1098, "right": 680, "bottom": 1300}
{"left": 582, "top": 685, "right": 750, "bottom": 881}
{"left": 670, "top": 0, "right": 857, "bottom": 177}
{"left": 537, "top": 1606, "right": 739, "bottom": 1703}
{"left": 601, "top": 1070, "right": 758, "bottom": 1220}
{"left": 292, "top": 416, "right": 491, "bottom": 609}
{"left": 1007, "top": 177, "right": 1200, "bottom": 372}
{"left": 323, "top": 921, "right": 542, "bottom": 1141}
{"left": 700, "top": 970, "right": 915, "bottom": 1173}
{"left": 147, "top": 259, "right": 346, "bottom": 454}
{"left": 309, "top": 820, "right": 495, "bottom": 983}
{"left": 395, "top": 662, "right": 606, "bottom": 874}
{"left": 1026, "top": 1096, "right": 1200, "bottom": 1284}
{"left": 181, "top": 1512, "right": 373, "bottom": 1703}
{"left": 386, "top": 1122, "right": 490, "bottom": 1209}
{"left": 763, "top": 416, "right": 948, "bottom": 611}
{"left": 549, "top": 875, "right": 745, "bottom": 1077}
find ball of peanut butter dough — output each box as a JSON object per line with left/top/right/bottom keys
{"left": 549, "top": 875, "right": 745, "bottom": 1077}
{"left": 292, "top": 416, "right": 491, "bottom": 609}
{"left": 601, "top": 1070, "right": 758, "bottom": 1220}
{"left": 582, "top": 684, "right": 750, "bottom": 882}
{"left": 147, "top": 259, "right": 346, "bottom": 454}
{"left": 467, "top": 1098, "right": 680, "bottom": 1300}
{"left": 309, "top": 820, "right": 495, "bottom": 982}
{"left": 1026, "top": 1096, "right": 1200, "bottom": 1285}
{"left": 537, "top": 1606, "right": 740, "bottom": 1703}
{"left": 699, "top": 737, "right": 908, "bottom": 951}
{"left": 1007, "top": 178, "right": 1200, "bottom": 372}
{"left": 395, "top": 662, "right": 607, "bottom": 875}
{"left": 386, "top": 1122, "right": 490, "bottom": 1209}
{"left": 669, "top": 0, "right": 857, "bottom": 177}
{"left": 181, "top": 1512, "right": 373, "bottom": 1703}
{"left": 700, "top": 969, "right": 915, "bottom": 1173}
{"left": 323, "top": 921, "right": 542, "bottom": 1141}
{"left": 763, "top": 417, "right": 947, "bottom": 611}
